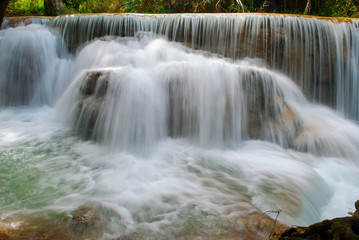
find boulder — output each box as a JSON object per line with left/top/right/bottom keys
{"left": 280, "top": 200, "right": 359, "bottom": 240}
{"left": 280, "top": 216, "right": 359, "bottom": 240}
{"left": 242, "top": 70, "right": 301, "bottom": 148}
{"left": 75, "top": 71, "right": 110, "bottom": 139}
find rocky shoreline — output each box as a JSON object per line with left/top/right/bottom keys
{"left": 1, "top": 201, "right": 358, "bottom": 239}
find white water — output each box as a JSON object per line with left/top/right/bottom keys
{"left": 0, "top": 16, "right": 359, "bottom": 239}
{"left": 52, "top": 14, "right": 359, "bottom": 120}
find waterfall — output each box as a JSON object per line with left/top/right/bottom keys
{"left": 0, "top": 14, "right": 359, "bottom": 239}
{"left": 51, "top": 14, "right": 359, "bottom": 120}
{"left": 0, "top": 23, "right": 71, "bottom": 106}
{"left": 56, "top": 35, "right": 359, "bottom": 159}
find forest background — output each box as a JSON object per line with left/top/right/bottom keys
{"left": 2, "top": 0, "right": 359, "bottom": 18}
{"left": 1, "top": 0, "right": 359, "bottom": 31}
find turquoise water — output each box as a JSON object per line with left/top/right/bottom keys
{"left": 0, "top": 20, "right": 359, "bottom": 239}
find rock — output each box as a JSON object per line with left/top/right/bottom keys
{"left": 236, "top": 212, "right": 288, "bottom": 240}
{"left": 280, "top": 216, "right": 359, "bottom": 240}
{"left": 75, "top": 70, "right": 110, "bottom": 139}
{"left": 80, "top": 71, "right": 109, "bottom": 98}
{"left": 348, "top": 200, "right": 359, "bottom": 217}
{"left": 280, "top": 201, "right": 359, "bottom": 240}
{"left": 242, "top": 70, "right": 302, "bottom": 148}
{"left": 68, "top": 207, "right": 100, "bottom": 234}
{"left": 3, "top": 17, "right": 52, "bottom": 28}
{"left": 68, "top": 207, "right": 100, "bottom": 233}
{"left": 0, "top": 214, "right": 68, "bottom": 240}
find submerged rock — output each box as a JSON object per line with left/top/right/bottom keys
{"left": 0, "top": 208, "right": 102, "bottom": 240}
{"left": 0, "top": 214, "right": 68, "bottom": 240}
{"left": 68, "top": 207, "right": 100, "bottom": 233}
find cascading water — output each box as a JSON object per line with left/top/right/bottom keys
{"left": 51, "top": 14, "right": 359, "bottom": 120}
{"left": 0, "top": 23, "right": 71, "bottom": 106}
{"left": 0, "top": 14, "right": 359, "bottom": 239}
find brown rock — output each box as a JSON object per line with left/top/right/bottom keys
{"left": 242, "top": 70, "right": 301, "bottom": 147}
{"left": 236, "top": 212, "right": 288, "bottom": 240}
{"left": 75, "top": 70, "right": 111, "bottom": 139}
{"left": 280, "top": 216, "right": 359, "bottom": 240}
{"left": 69, "top": 207, "right": 100, "bottom": 233}
{"left": 0, "top": 214, "right": 68, "bottom": 240}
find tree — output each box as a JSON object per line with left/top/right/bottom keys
{"left": 0, "top": 0, "right": 10, "bottom": 29}
{"left": 44, "top": 0, "right": 63, "bottom": 15}
{"left": 304, "top": 0, "right": 311, "bottom": 14}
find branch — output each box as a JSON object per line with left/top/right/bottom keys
{"left": 235, "top": 0, "right": 245, "bottom": 12}
{"left": 262, "top": 209, "right": 282, "bottom": 240}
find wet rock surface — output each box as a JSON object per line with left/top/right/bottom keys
{"left": 242, "top": 70, "right": 301, "bottom": 147}
{"left": 0, "top": 207, "right": 102, "bottom": 240}
{"left": 235, "top": 212, "right": 288, "bottom": 240}
{"left": 280, "top": 216, "right": 359, "bottom": 240}
{"left": 3, "top": 17, "right": 52, "bottom": 28}
{"left": 0, "top": 214, "right": 68, "bottom": 240}
{"left": 68, "top": 207, "right": 100, "bottom": 232}
{"left": 74, "top": 69, "right": 302, "bottom": 150}
{"left": 280, "top": 200, "right": 359, "bottom": 240}
{"left": 75, "top": 70, "right": 110, "bottom": 139}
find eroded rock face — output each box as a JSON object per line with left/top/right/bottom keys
{"left": 242, "top": 71, "right": 302, "bottom": 148}
{"left": 75, "top": 71, "right": 110, "bottom": 139}
{"left": 73, "top": 69, "right": 302, "bottom": 150}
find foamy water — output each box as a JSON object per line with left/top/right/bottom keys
{"left": 0, "top": 19, "right": 359, "bottom": 239}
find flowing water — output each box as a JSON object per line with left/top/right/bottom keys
{"left": 0, "top": 14, "right": 359, "bottom": 239}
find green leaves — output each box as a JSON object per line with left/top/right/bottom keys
{"left": 4, "top": 0, "right": 358, "bottom": 17}
{"left": 7, "top": 0, "right": 45, "bottom": 16}
{"left": 315, "top": 0, "right": 357, "bottom": 17}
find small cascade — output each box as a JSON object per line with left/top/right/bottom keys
{"left": 51, "top": 14, "right": 359, "bottom": 120}
{"left": 57, "top": 37, "right": 359, "bottom": 159}
{"left": 0, "top": 24, "right": 71, "bottom": 106}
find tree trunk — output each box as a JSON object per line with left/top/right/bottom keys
{"left": 44, "top": 0, "right": 63, "bottom": 16}
{"left": 304, "top": 0, "right": 311, "bottom": 15}
{"left": 0, "top": 0, "right": 10, "bottom": 29}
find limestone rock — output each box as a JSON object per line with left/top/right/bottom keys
{"left": 0, "top": 214, "right": 68, "bottom": 240}
{"left": 69, "top": 207, "right": 100, "bottom": 232}
{"left": 236, "top": 212, "right": 288, "bottom": 240}
{"left": 75, "top": 70, "right": 110, "bottom": 139}
{"left": 242, "top": 70, "right": 302, "bottom": 148}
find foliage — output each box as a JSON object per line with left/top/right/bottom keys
{"left": 313, "top": 0, "right": 357, "bottom": 17}
{"left": 4, "top": 0, "right": 359, "bottom": 17}
{"left": 62, "top": 0, "right": 132, "bottom": 13}
{"left": 6, "top": 0, "right": 45, "bottom": 16}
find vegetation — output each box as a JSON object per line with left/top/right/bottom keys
{"left": 3, "top": 0, "right": 359, "bottom": 17}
